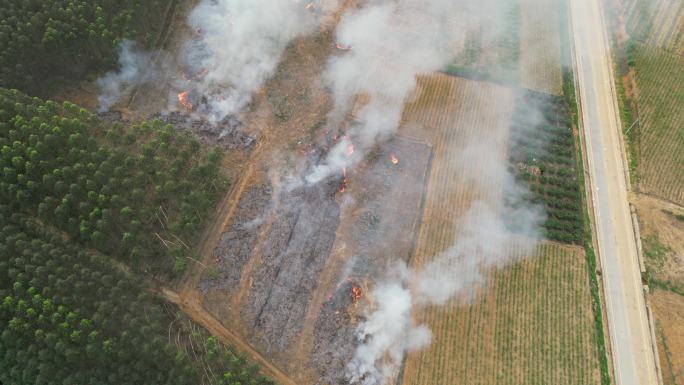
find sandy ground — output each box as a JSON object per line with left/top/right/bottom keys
{"left": 571, "top": 0, "right": 660, "bottom": 383}
{"left": 650, "top": 290, "right": 684, "bottom": 385}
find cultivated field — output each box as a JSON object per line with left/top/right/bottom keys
{"left": 632, "top": 45, "right": 684, "bottom": 205}
{"left": 518, "top": 0, "right": 564, "bottom": 95}
{"left": 402, "top": 244, "right": 600, "bottom": 385}
{"left": 398, "top": 74, "right": 600, "bottom": 385}
{"left": 623, "top": 0, "right": 684, "bottom": 54}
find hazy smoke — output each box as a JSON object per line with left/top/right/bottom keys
{"left": 97, "top": 40, "right": 153, "bottom": 112}
{"left": 98, "top": 1, "right": 341, "bottom": 119}
{"left": 306, "top": 0, "right": 505, "bottom": 183}
{"left": 346, "top": 128, "right": 544, "bottom": 384}
{"left": 310, "top": 1, "right": 545, "bottom": 383}
{"left": 181, "top": 0, "right": 340, "bottom": 121}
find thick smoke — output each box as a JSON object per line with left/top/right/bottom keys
{"left": 308, "top": 1, "right": 545, "bottom": 383}
{"left": 307, "top": 0, "right": 505, "bottom": 183}
{"left": 346, "top": 128, "right": 545, "bottom": 385}
{"left": 97, "top": 40, "right": 153, "bottom": 112}
{"left": 179, "top": 0, "right": 340, "bottom": 121}
{"left": 97, "top": 1, "right": 340, "bottom": 119}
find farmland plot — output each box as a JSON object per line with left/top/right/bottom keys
{"left": 633, "top": 45, "right": 684, "bottom": 204}
{"left": 623, "top": 0, "right": 684, "bottom": 54}
{"left": 398, "top": 74, "right": 600, "bottom": 385}
{"left": 518, "top": 0, "right": 564, "bottom": 95}
{"left": 402, "top": 244, "right": 600, "bottom": 385}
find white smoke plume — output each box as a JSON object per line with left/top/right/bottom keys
{"left": 346, "top": 131, "right": 545, "bottom": 384}
{"left": 97, "top": 40, "right": 153, "bottom": 112}
{"left": 306, "top": 0, "right": 505, "bottom": 183}
{"left": 316, "top": 2, "right": 543, "bottom": 382}
{"left": 97, "top": 1, "right": 341, "bottom": 119}
{"left": 181, "top": 0, "right": 340, "bottom": 121}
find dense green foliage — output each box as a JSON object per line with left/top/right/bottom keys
{"left": 509, "top": 91, "right": 584, "bottom": 245}
{"left": 0, "top": 213, "right": 198, "bottom": 385}
{"left": 0, "top": 212, "right": 276, "bottom": 385}
{"left": 0, "top": 88, "right": 228, "bottom": 275}
{"left": 0, "top": 0, "right": 171, "bottom": 94}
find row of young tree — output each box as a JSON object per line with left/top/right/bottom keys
{"left": 0, "top": 0, "right": 169, "bottom": 94}
{"left": 0, "top": 88, "right": 228, "bottom": 276}
{"left": 0, "top": 212, "right": 275, "bottom": 385}
{"left": 510, "top": 93, "right": 584, "bottom": 245}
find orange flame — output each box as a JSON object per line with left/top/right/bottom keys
{"left": 339, "top": 167, "right": 348, "bottom": 193}
{"left": 351, "top": 286, "right": 362, "bottom": 302}
{"left": 178, "top": 91, "right": 193, "bottom": 110}
{"left": 390, "top": 154, "right": 399, "bottom": 165}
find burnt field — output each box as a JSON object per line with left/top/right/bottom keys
{"left": 198, "top": 135, "right": 432, "bottom": 384}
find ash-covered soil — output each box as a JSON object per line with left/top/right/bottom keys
{"left": 242, "top": 178, "right": 341, "bottom": 352}
{"left": 156, "top": 111, "right": 257, "bottom": 151}
{"left": 199, "top": 136, "right": 432, "bottom": 385}
{"left": 200, "top": 184, "right": 273, "bottom": 294}
{"left": 309, "top": 137, "right": 433, "bottom": 384}
{"left": 312, "top": 280, "right": 359, "bottom": 385}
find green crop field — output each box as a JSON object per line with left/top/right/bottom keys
{"left": 631, "top": 45, "right": 684, "bottom": 204}
{"left": 403, "top": 244, "right": 601, "bottom": 385}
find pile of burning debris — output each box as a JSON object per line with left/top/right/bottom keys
{"left": 155, "top": 111, "right": 256, "bottom": 151}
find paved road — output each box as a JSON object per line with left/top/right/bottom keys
{"left": 569, "top": 1, "right": 660, "bottom": 384}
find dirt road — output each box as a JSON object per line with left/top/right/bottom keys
{"left": 569, "top": 0, "right": 660, "bottom": 384}
{"left": 159, "top": 287, "right": 297, "bottom": 385}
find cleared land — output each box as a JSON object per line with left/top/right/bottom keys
{"left": 623, "top": 0, "right": 684, "bottom": 54}
{"left": 398, "top": 74, "right": 600, "bottom": 385}
{"left": 402, "top": 244, "right": 600, "bottom": 385}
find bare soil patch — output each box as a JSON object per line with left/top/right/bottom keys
{"left": 632, "top": 193, "right": 684, "bottom": 285}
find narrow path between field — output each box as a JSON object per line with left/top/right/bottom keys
{"left": 158, "top": 287, "right": 297, "bottom": 385}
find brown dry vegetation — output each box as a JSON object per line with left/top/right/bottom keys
{"left": 75, "top": 0, "right": 604, "bottom": 382}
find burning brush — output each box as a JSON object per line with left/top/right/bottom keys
{"left": 351, "top": 285, "right": 362, "bottom": 302}
{"left": 177, "top": 91, "right": 193, "bottom": 110}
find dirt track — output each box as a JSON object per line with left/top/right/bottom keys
{"left": 570, "top": 0, "right": 660, "bottom": 383}
{"left": 159, "top": 287, "right": 297, "bottom": 385}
